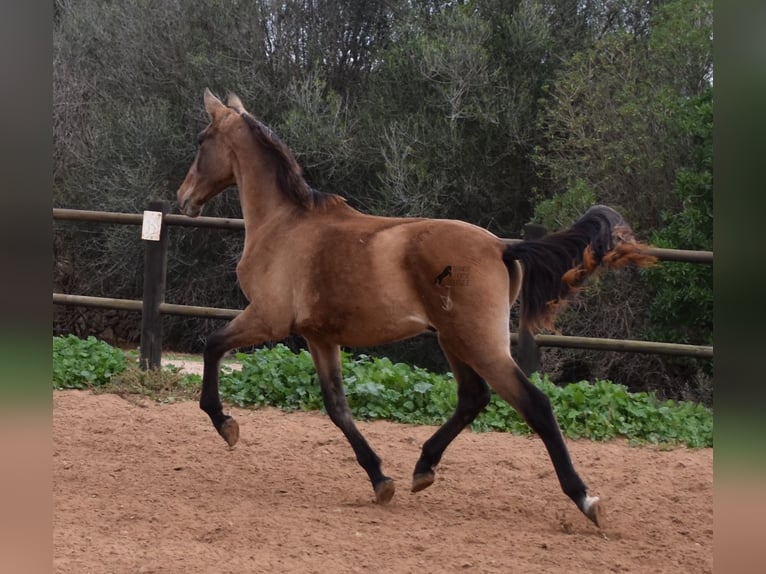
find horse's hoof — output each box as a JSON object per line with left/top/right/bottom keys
{"left": 218, "top": 417, "right": 240, "bottom": 447}
{"left": 411, "top": 471, "right": 435, "bottom": 493}
{"left": 583, "top": 495, "right": 604, "bottom": 528}
{"left": 374, "top": 479, "right": 396, "bottom": 505}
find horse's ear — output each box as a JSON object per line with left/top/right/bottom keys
{"left": 227, "top": 93, "right": 245, "bottom": 113}
{"left": 203, "top": 88, "right": 226, "bottom": 120}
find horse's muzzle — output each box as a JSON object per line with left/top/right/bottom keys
{"left": 177, "top": 194, "right": 202, "bottom": 218}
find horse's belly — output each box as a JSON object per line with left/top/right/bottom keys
{"left": 293, "top": 295, "right": 431, "bottom": 347}
{"left": 339, "top": 311, "right": 431, "bottom": 347}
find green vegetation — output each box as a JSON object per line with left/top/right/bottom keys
{"left": 53, "top": 0, "right": 713, "bottom": 403}
{"left": 53, "top": 335, "right": 127, "bottom": 389}
{"left": 53, "top": 335, "right": 198, "bottom": 402}
{"left": 646, "top": 88, "right": 713, "bottom": 347}
{"left": 53, "top": 338, "right": 712, "bottom": 448}
{"left": 219, "top": 346, "right": 458, "bottom": 426}
{"left": 526, "top": 378, "right": 712, "bottom": 448}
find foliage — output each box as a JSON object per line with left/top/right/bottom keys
{"left": 219, "top": 345, "right": 323, "bottom": 411}
{"left": 52, "top": 340, "right": 712, "bottom": 447}
{"left": 525, "top": 375, "right": 712, "bottom": 448}
{"left": 646, "top": 88, "right": 713, "bottom": 346}
{"left": 355, "top": 4, "right": 544, "bottom": 230}
{"left": 531, "top": 180, "right": 596, "bottom": 230}
{"left": 53, "top": 0, "right": 714, "bottom": 402}
{"left": 526, "top": 0, "right": 713, "bottom": 398}
{"left": 219, "top": 345, "right": 712, "bottom": 448}
{"left": 53, "top": 335, "right": 127, "bottom": 389}
{"left": 534, "top": 0, "right": 713, "bottom": 233}
{"left": 476, "top": 374, "right": 714, "bottom": 448}
{"left": 219, "top": 345, "right": 457, "bottom": 424}
{"left": 343, "top": 354, "right": 457, "bottom": 424}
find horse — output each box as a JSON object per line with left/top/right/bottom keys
{"left": 176, "top": 89, "right": 656, "bottom": 528}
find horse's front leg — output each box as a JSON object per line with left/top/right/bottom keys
{"left": 200, "top": 306, "right": 274, "bottom": 447}
{"left": 306, "top": 339, "right": 395, "bottom": 504}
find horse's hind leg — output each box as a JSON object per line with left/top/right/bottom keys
{"left": 200, "top": 306, "right": 273, "bottom": 447}
{"left": 412, "top": 349, "right": 491, "bottom": 493}
{"left": 476, "top": 354, "right": 603, "bottom": 527}
{"left": 306, "top": 339, "right": 395, "bottom": 504}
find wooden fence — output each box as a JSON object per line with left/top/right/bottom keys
{"left": 53, "top": 202, "right": 714, "bottom": 371}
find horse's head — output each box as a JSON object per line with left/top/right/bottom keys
{"left": 177, "top": 89, "right": 245, "bottom": 217}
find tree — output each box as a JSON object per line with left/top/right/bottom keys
{"left": 646, "top": 87, "right": 713, "bottom": 347}
{"left": 529, "top": 0, "right": 712, "bottom": 401}
{"left": 534, "top": 0, "right": 712, "bottom": 233}
{"left": 53, "top": 0, "right": 713, "bottom": 402}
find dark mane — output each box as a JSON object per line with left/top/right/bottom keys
{"left": 238, "top": 112, "right": 346, "bottom": 211}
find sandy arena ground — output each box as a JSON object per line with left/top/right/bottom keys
{"left": 53, "top": 389, "right": 712, "bottom": 573}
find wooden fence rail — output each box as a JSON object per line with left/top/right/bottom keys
{"left": 53, "top": 205, "right": 714, "bottom": 369}
{"left": 51, "top": 207, "right": 714, "bottom": 264}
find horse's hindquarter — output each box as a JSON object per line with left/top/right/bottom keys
{"left": 290, "top": 213, "right": 511, "bottom": 347}
{"left": 399, "top": 220, "right": 513, "bottom": 346}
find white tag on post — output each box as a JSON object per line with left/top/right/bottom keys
{"left": 141, "top": 210, "right": 163, "bottom": 241}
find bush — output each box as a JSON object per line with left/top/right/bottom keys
{"left": 531, "top": 180, "right": 596, "bottom": 231}
{"left": 51, "top": 339, "right": 712, "bottom": 447}
{"left": 221, "top": 344, "right": 712, "bottom": 447}
{"left": 219, "top": 345, "right": 323, "bottom": 411}
{"left": 53, "top": 335, "right": 127, "bottom": 389}
{"left": 219, "top": 346, "right": 458, "bottom": 425}
{"left": 646, "top": 89, "right": 713, "bottom": 347}
{"left": 530, "top": 376, "right": 712, "bottom": 448}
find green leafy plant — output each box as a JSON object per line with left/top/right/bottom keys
{"left": 646, "top": 89, "right": 713, "bottom": 347}
{"left": 220, "top": 344, "right": 712, "bottom": 447}
{"left": 52, "top": 339, "right": 712, "bottom": 448}
{"left": 467, "top": 375, "right": 712, "bottom": 448}
{"left": 536, "top": 376, "right": 711, "bottom": 448}
{"left": 343, "top": 354, "right": 457, "bottom": 424}
{"left": 219, "top": 346, "right": 458, "bottom": 424}
{"left": 219, "top": 345, "right": 323, "bottom": 410}
{"left": 53, "top": 335, "right": 127, "bottom": 389}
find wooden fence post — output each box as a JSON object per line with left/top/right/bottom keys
{"left": 515, "top": 222, "right": 547, "bottom": 376}
{"left": 139, "top": 200, "right": 170, "bottom": 370}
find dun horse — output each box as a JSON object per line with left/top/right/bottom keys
{"left": 177, "top": 89, "right": 656, "bottom": 527}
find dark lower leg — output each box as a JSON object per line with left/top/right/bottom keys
{"left": 413, "top": 362, "right": 490, "bottom": 489}
{"left": 511, "top": 367, "right": 600, "bottom": 521}
{"left": 200, "top": 331, "right": 226, "bottom": 425}
{"left": 310, "top": 342, "right": 391, "bottom": 502}
{"left": 320, "top": 383, "right": 390, "bottom": 491}
{"left": 200, "top": 329, "right": 239, "bottom": 445}
{"left": 198, "top": 309, "right": 272, "bottom": 447}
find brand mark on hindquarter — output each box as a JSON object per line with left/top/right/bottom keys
{"left": 434, "top": 265, "right": 470, "bottom": 287}
{"left": 434, "top": 265, "right": 452, "bottom": 285}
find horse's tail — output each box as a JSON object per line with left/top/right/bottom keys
{"left": 502, "top": 205, "right": 657, "bottom": 333}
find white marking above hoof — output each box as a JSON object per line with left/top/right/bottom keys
{"left": 583, "top": 495, "right": 604, "bottom": 528}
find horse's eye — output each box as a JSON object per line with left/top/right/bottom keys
{"left": 196, "top": 133, "right": 205, "bottom": 146}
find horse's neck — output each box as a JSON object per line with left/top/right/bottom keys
{"left": 235, "top": 162, "right": 291, "bottom": 234}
